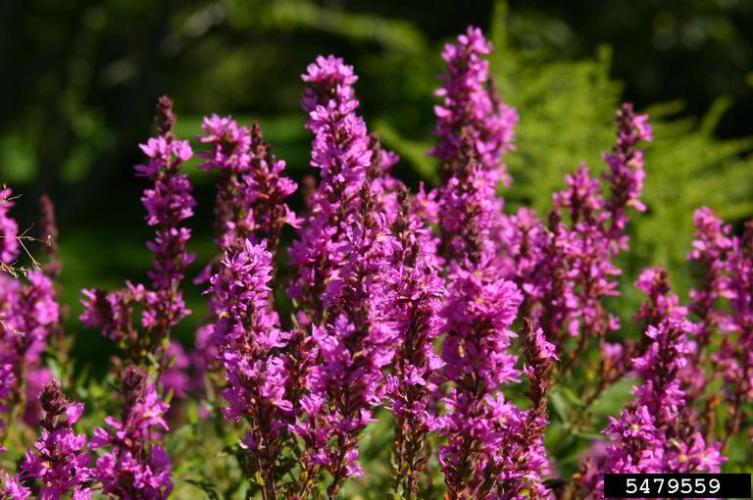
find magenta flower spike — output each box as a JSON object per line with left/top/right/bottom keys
{"left": 194, "top": 116, "right": 297, "bottom": 402}
{"left": 712, "top": 220, "right": 753, "bottom": 446}
{"left": 81, "top": 96, "right": 195, "bottom": 359}
{"left": 0, "top": 266, "right": 60, "bottom": 441}
{"left": 431, "top": 27, "right": 552, "bottom": 497}
{"left": 386, "top": 189, "right": 445, "bottom": 496}
{"left": 432, "top": 26, "right": 517, "bottom": 267}
{"left": 20, "top": 381, "right": 92, "bottom": 499}
{"left": 206, "top": 239, "right": 292, "bottom": 497}
{"left": 431, "top": 26, "right": 518, "bottom": 188}
{"left": 199, "top": 117, "right": 297, "bottom": 252}
{"left": 571, "top": 269, "right": 725, "bottom": 498}
{"left": 136, "top": 96, "right": 196, "bottom": 342}
{"left": 288, "top": 54, "right": 401, "bottom": 497}
{"left": 91, "top": 367, "right": 172, "bottom": 499}
{"left": 687, "top": 207, "right": 733, "bottom": 347}
{"left": 603, "top": 102, "right": 653, "bottom": 247}
{"left": 288, "top": 55, "right": 373, "bottom": 310}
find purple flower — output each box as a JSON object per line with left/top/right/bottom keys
{"left": 206, "top": 238, "right": 292, "bottom": 497}
{"left": 603, "top": 102, "right": 653, "bottom": 245}
{"left": 550, "top": 165, "right": 622, "bottom": 342}
{"left": 79, "top": 282, "right": 144, "bottom": 345}
{"left": 0, "top": 471, "right": 30, "bottom": 500}
{"left": 288, "top": 55, "right": 373, "bottom": 309}
{"left": 431, "top": 26, "right": 518, "bottom": 188}
{"left": 0, "top": 187, "right": 19, "bottom": 264}
{"left": 20, "top": 381, "right": 92, "bottom": 499}
{"left": 431, "top": 27, "right": 550, "bottom": 497}
{"left": 192, "top": 118, "right": 297, "bottom": 413}
{"left": 77, "top": 100, "right": 193, "bottom": 497}
{"left": 687, "top": 207, "right": 734, "bottom": 351}
{"left": 132, "top": 97, "right": 195, "bottom": 331}
{"left": 385, "top": 190, "right": 445, "bottom": 496}
{"left": 0, "top": 267, "right": 60, "bottom": 441}
{"left": 635, "top": 267, "right": 684, "bottom": 327}
{"left": 431, "top": 27, "right": 516, "bottom": 267}
{"left": 199, "top": 115, "right": 252, "bottom": 174}
{"left": 91, "top": 367, "right": 172, "bottom": 499}
{"left": 136, "top": 123, "right": 196, "bottom": 333}
{"left": 592, "top": 271, "right": 724, "bottom": 494}
{"left": 288, "top": 55, "right": 401, "bottom": 497}
{"left": 503, "top": 104, "right": 651, "bottom": 362}
{"left": 199, "top": 117, "right": 296, "bottom": 251}
{"left": 710, "top": 220, "right": 753, "bottom": 445}
{"left": 81, "top": 96, "right": 194, "bottom": 359}
{"left": 437, "top": 259, "right": 548, "bottom": 496}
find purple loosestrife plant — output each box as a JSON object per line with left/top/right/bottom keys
{"left": 2, "top": 23, "right": 753, "bottom": 500}
{"left": 712, "top": 220, "right": 753, "bottom": 449}
{"left": 430, "top": 26, "right": 552, "bottom": 498}
{"left": 506, "top": 105, "right": 652, "bottom": 393}
{"left": 431, "top": 26, "right": 517, "bottom": 266}
{"left": 603, "top": 102, "right": 652, "bottom": 246}
{"left": 206, "top": 239, "right": 292, "bottom": 499}
{"left": 288, "top": 55, "right": 372, "bottom": 311}
{"left": 91, "top": 367, "right": 172, "bottom": 499}
{"left": 20, "top": 381, "right": 92, "bottom": 499}
{"left": 427, "top": 26, "right": 554, "bottom": 498}
{"left": 81, "top": 96, "right": 195, "bottom": 364}
{"left": 386, "top": 188, "right": 445, "bottom": 498}
{"left": 0, "top": 267, "right": 59, "bottom": 440}
{"left": 137, "top": 96, "right": 195, "bottom": 351}
{"left": 196, "top": 117, "right": 297, "bottom": 393}
{"left": 436, "top": 261, "right": 527, "bottom": 496}
{"left": 288, "top": 55, "right": 400, "bottom": 497}
{"left": 431, "top": 26, "right": 518, "bottom": 189}
{"left": 687, "top": 208, "right": 734, "bottom": 370}
{"left": 683, "top": 208, "right": 753, "bottom": 448}
{"left": 79, "top": 96, "right": 193, "bottom": 498}
{"left": 573, "top": 269, "right": 724, "bottom": 499}
{"left": 0, "top": 191, "right": 59, "bottom": 430}
{"left": 199, "top": 117, "right": 297, "bottom": 253}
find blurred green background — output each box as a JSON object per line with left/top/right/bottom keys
{"left": 3, "top": 0, "right": 753, "bottom": 382}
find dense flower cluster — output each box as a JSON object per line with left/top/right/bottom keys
{"left": 4, "top": 24, "right": 753, "bottom": 500}
{"left": 386, "top": 189, "right": 445, "bottom": 497}
{"left": 199, "top": 116, "right": 297, "bottom": 251}
{"left": 207, "top": 239, "right": 292, "bottom": 498}
{"left": 432, "top": 27, "right": 516, "bottom": 265}
{"left": 20, "top": 381, "right": 92, "bottom": 499}
{"left": 81, "top": 96, "right": 195, "bottom": 356}
{"left": 195, "top": 116, "right": 297, "bottom": 395}
{"left": 287, "top": 54, "right": 402, "bottom": 497}
{"left": 431, "top": 26, "right": 518, "bottom": 188}
{"left": 687, "top": 207, "right": 753, "bottom": 447}
{"left": 91, "top": 367, "right": 172, "bottom": 499}
{"left": 573, "top": 268, "right": 724, "bottom": 498}
{"left": 0, "top": 471, "right": 30, "bottom": 500}
{"left": 77, "top": 96, "right": 193, "bottom": 498}
{"left": 0, "top": 190, "right": 60, "bottom": 439}
{"left": 429, "top": 27, "right": 554, "bottom": 498}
